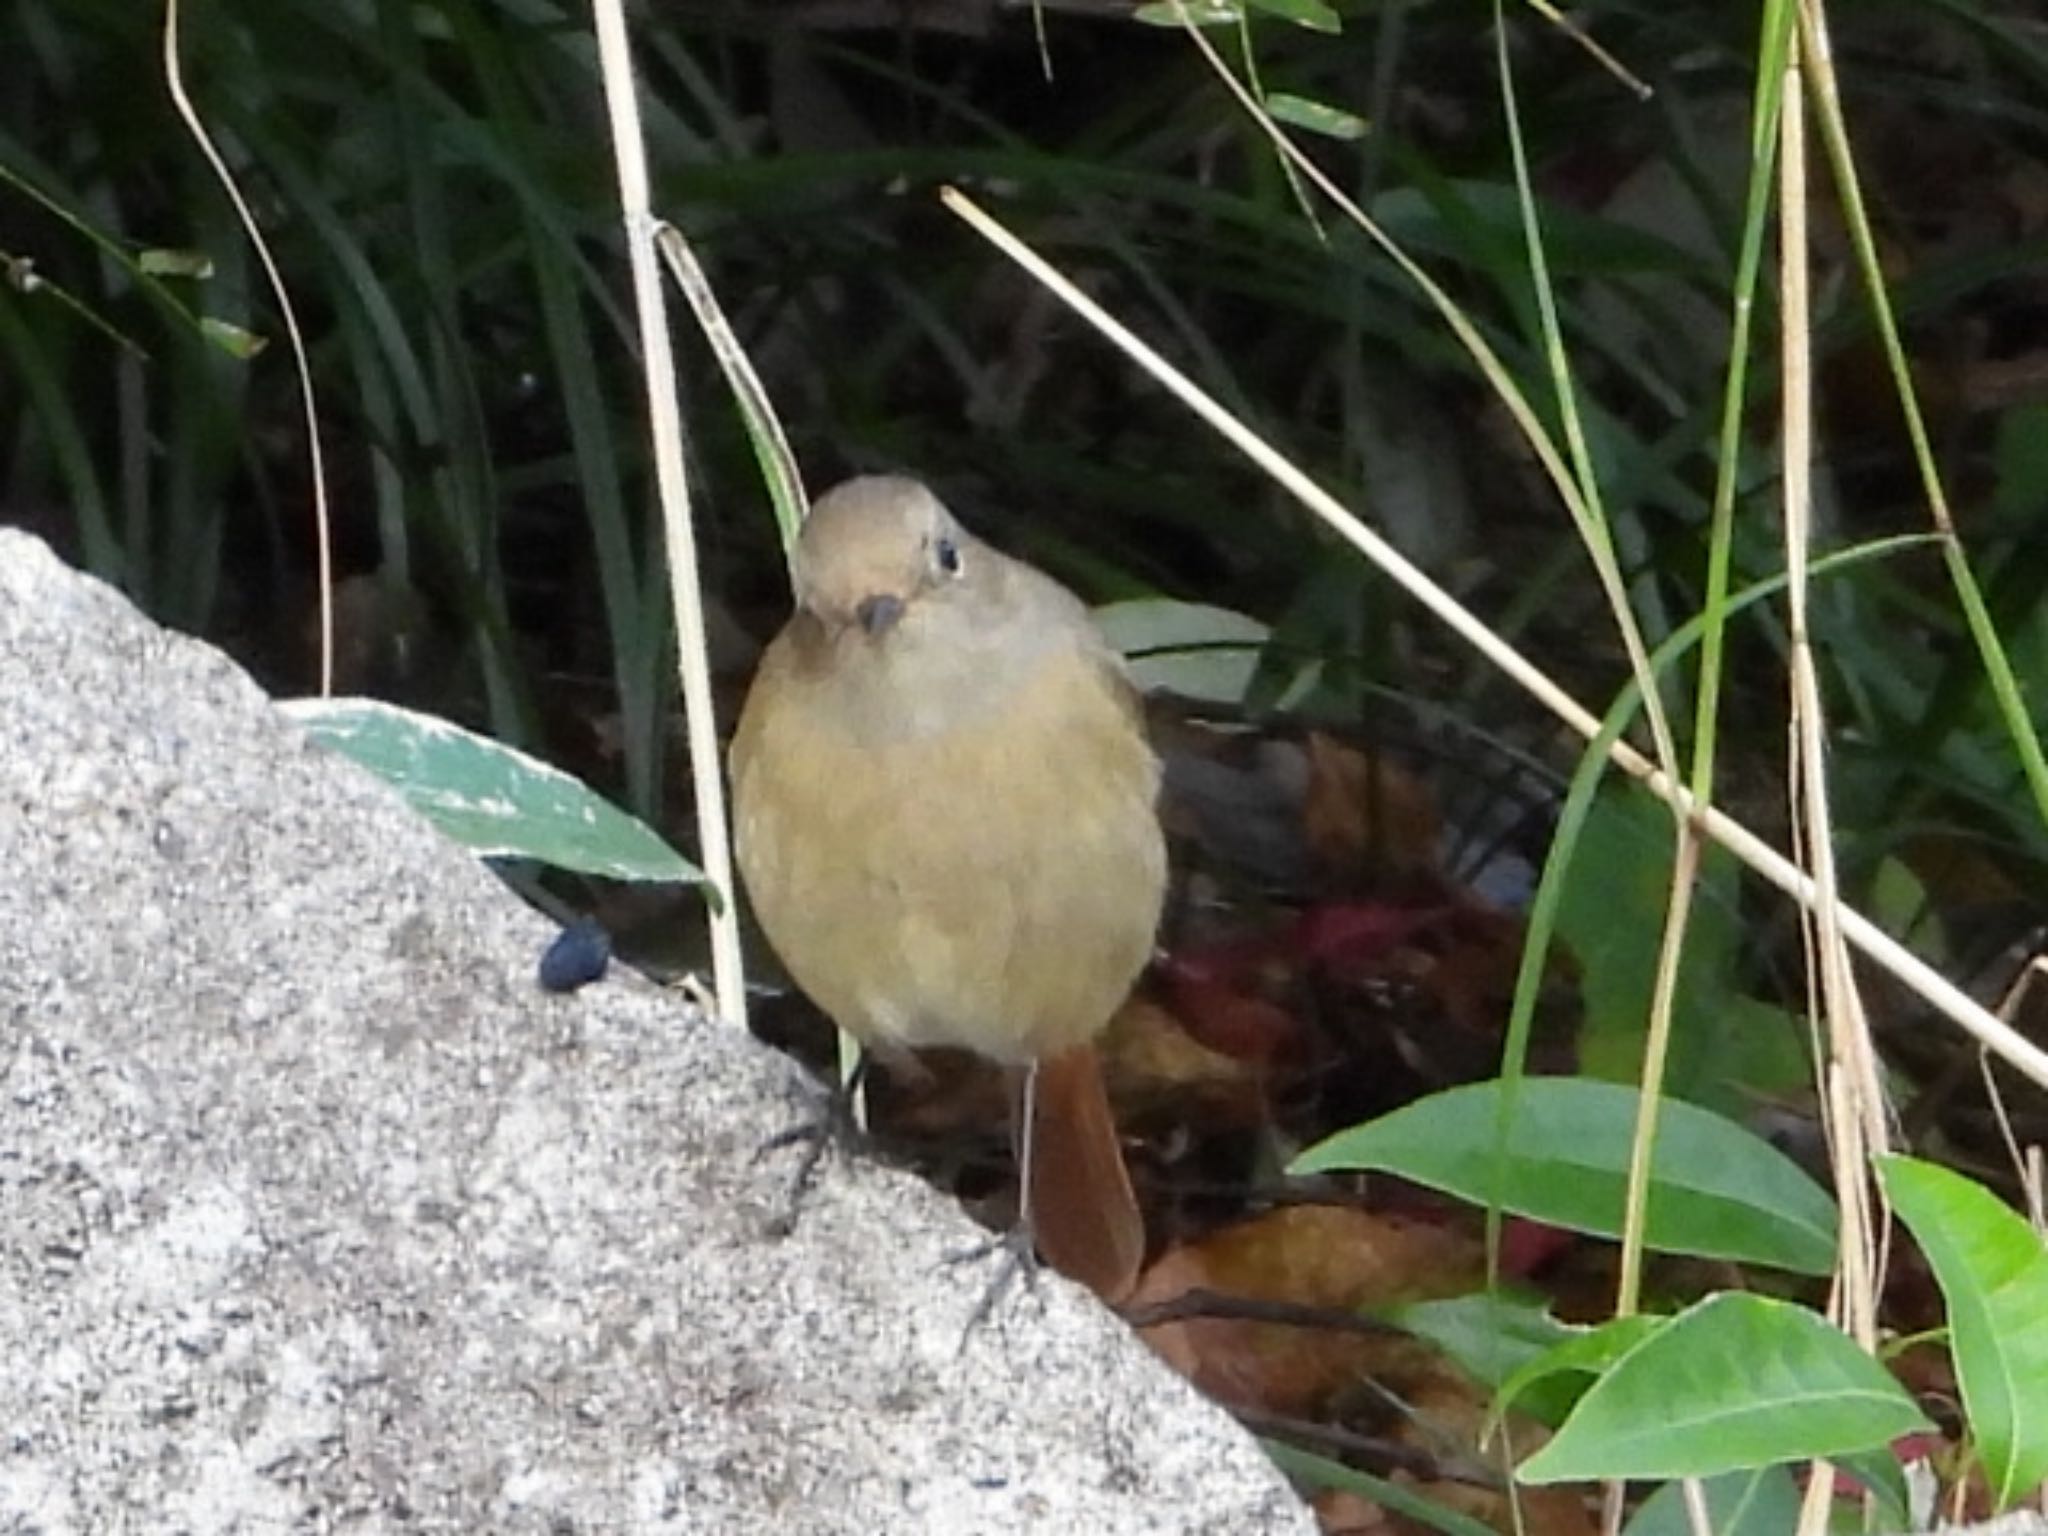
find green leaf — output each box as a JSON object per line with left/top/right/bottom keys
{"left": 1881, "top": 1154, "right": 2048, "bottom": 1508}
{"left": 1132, "top": 0, "right": 1242, "bottom": 25}
{"left": 1622, "top": 1467, "right": 1803, "bottom": 1536}
{"left": 198, "top": 315, "right": 268, "bottom": 359}
{"left": 1390, "top": 1292, "right": 1629, "bottom": 1428}
{"left": 1263, "top": 1443, "right": 1497, "bottom": 1536}
{"left": 138, "top": 247, "right": 216, "bottom": 279}
{"left": 1094, "top": 598, "right": 1276, "bottom": 706}
{"left": 1391, "top": 1291, "right": 1575, "bottom": 1395}
{"left": 1245, "top": 0, "right": 1342, "bottom": 32}
{"left": 1831, "top": 1445, "right": 1913, "bottom": 1531}
{"left": 282, "top": 698, "right": 705, "bottom": 888}
{"left": 1264, "top": 93, "right": 1368, "bottom": 141}
{"left": 1708, "top": 995, "right": 1815, "bottom": 1105}
{"left": 1867, "top": 854, "right": 1948, "bottom": 966}
{"left": 1493, "top": 1312, "right": 1662, "bottom": 1428}
{"left": 1556, "top": 784, "right": 1754, "bottom": 1109}
{"left": 1292, "top": 1077, "right": 1839, "bottom": 1274}
{"left": 1518, "top": 1293, "right": 1931, "bottom": 1482}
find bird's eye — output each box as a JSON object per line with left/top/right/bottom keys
{"left": 933, "top": 536, "right": 963, "bottom": 577}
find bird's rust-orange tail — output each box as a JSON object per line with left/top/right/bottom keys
{"left": 1020, "top": 1043, "right": 1144, "bottom": 1305}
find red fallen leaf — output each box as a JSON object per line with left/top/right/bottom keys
{"left": 1163, "top": 897, "right": 1465, "bottom": 998}
{"left": 1166, "top": 975, "right": 1303, "bottom": 1064}
{"left": 1890, "top": 1433, "right": 1944, "bottom": 1464}
{"left": 1497, "top": 1217, "right": 1576, "bottom": 1279}
{"left": 1159, "top": 929, "right": 1294, "bottom": 992}
{"left": 1157, "top": 931, "right": 1306, "bottom": 1063}
{"left": 1290, "top": 902, "right": 1445, "bottom": 974}
{"left": 1161, "top": 902, "right": 1440, "bottom": 1019}
{"left": 1157, "top": 893, "right": 1530, "bottom": 1080}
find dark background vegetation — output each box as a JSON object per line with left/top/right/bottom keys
{"left": 11, "top": 4, "right": 2048, "bottom": 1521}
{"left": 4, "top": 0, "right": 2046, "bottom": 1134}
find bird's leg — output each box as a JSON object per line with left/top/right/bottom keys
{"left": 947, "top": 1061, "right": 1044, "bottom": 1335}
{"left": 757, "top": 1046, "right": 872, "bottom": 1238}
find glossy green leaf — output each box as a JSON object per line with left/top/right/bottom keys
{"left": 1263, "top": 1443, "right": 1496, "bottom": 1536}
{"left": 1264, "top": 93, "right": 1368, "bottom": 141}
{"left": 1882, "top": 1154, "right": 2048, "bottom": 1509}
{"left": 1831, "top": 1445, "right": 1913, "bottom": 1531}
{"left": 1244, "top": 0, "right": 1341, "bottom": 32}
{"left": 1867, "top": 854, "right": 1948, "bottom": 965}
{"left": 1132, "top": 0, "right": 1242, "bottom": 25}
{"left": 1293, "top": 1077, "right": 1838, "bottom": 1274}
{"left": 1556, "top": 784, "right": 1754, "bottom": 1110}
{"left": 282, "top": 698, "right": 704, "bottom": 888}
{"left": 138, "top": 247, "right": 215, "bottom": 279}
{"left": 198, "top": 315, "right": 267, "bottom": 359}
{"left": 1391, "top": 1291, "right": 1575, "bottom": 1393}
{"left": 1493, "top": 1312, "right": 1661, "bottom": 1428}
{"left": 1623, "top": 1467, "right": 1802, "bottom": 1536}
{"left": 1390, "top": 1291, "right": 1613, "bottom": 1430}
{"left": 1518, "top": 1293, "right": 1930, "bottom": 1482}
{"left": 1095, "top": 598, "right": 1274, "bottom": 706}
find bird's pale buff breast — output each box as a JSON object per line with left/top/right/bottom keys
{"left": 732, "top": 635, "right": 1165, "bottom": 1062}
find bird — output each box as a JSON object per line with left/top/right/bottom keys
{"left": 729, "top": 474, "right": 1166, "bottom": 1304}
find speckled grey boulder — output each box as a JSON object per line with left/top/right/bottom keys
{"left": 0, "top": 530, "right": 1314, "bottom": 1536}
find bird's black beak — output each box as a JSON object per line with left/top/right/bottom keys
{"left": 855, "top": 593, "right": 905, "bottom": 636}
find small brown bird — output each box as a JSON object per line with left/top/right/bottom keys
{"left": 730, "top": 475, "right": 1166, "bottom": 1304}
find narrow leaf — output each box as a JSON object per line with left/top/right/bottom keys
{"left": 1391, "top": 1292, "right": 1639, "bottom": 1430}
{"left": 1263, "top": 1443, "right": 1497, "bottom": 1536}
{"left": 1133, "top": 1, "right": 1242, "bottom": 25}
{"left": 1492, "top": 1312, "right": 1662, "bottom": 1429}
{"left": 1244, "top": 0, "right": 1342, "bottom": 32}
{"left": 138, "top": 247, "right": 216, "bottom": 279}
{"left": 1882, "top": 1154, "right": 2048, "bottom": 1508}
{"left": 1094, "top": 598, "right": 1271, "bottom": 705}
{"left": 1623, "top": 1467, "right": 1803, "bottom": 1536}
{"left": 198, "top": 316, "right": 267, "bottom": 359}
{"left": 1391, "top": 1291, "right": 1575, "bottom": 1394}
{"left": 282, "top": 698, "right": 704, "bottom": 887}
{"left": 1831, "top": 1445, "right": 1913, "bottom": 1531}
{"left": 1293, "top": 1077, "right": 1839, "bottom": 1274}
{"left": 1518, "top": 1293, "right": 1930, "bottom": 1482}
{"left": 1264, "top": 93, "right": 1368, "bottom": 141}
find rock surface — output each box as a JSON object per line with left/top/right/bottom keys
{"left": 0, "top": 531, "right": 1314, "bottom": 1535}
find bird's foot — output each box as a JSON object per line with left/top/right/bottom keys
{"left": 756, "top": 1062, "right": 869, "bottom": 1238}
{"left": 946, "top": 1220, "right": 1042, "bottom": 1340}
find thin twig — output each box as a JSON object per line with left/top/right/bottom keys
{"left": 161, "top": 0, "right": 332, "bottom": 695}
{"left": 1122, "top": 1286, "right": 1405, "bottom": 1338}
{"left": 588, "top": 0, "right": 747, "bottom": 1030}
